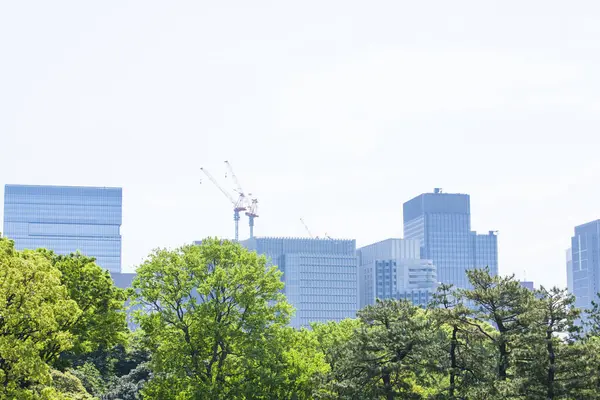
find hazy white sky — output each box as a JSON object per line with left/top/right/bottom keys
{"left": 2, "top": 1, "right": 600, "bottom": 287}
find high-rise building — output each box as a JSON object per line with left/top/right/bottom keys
{"left": 403, "top": 188, "right": 498, "bottom": 289}
{"left": 240, "top": 237, "right": 358, "bottom": 329}
{"left": 473, "top": 231, "right": 499, "bottom": 273}
{"left": 566, "top": 248, "right": 573, "bottom": 294}
{"left": 3, "top": 184, "right": 122, "bottom": 272}
{"left": 569, "top": 220, "right": 600, "bottom": 313}
{"left": 519, "top": 281, "right": 535, "bottom": 291}
{"left": 357, "top": 238, "right": 437, "bottom": 308}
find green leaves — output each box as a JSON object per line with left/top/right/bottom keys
{"left": 8, "top": 235, "right": 600, "bottom": 400}
{"left": 0, "top": 238, "right": 130, "bottom": 399}
{"left": 133, "top": 238, "right": 295, "bottom": 399}
{"left": 41, "top": 251, "right": 129, "bottom": 363}
{"left": 0, "top": 238, "right": 80, "bottom": 398}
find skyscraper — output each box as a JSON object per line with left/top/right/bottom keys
{"left": 357, "top": 238, "right": 437, "bottom": 308}
{"left": 566, "top": 248, "right": 573, "bottom": 295}
{"left": 240, "top": 237, "right": 358, "bottom": 329}
{"left": 569, "top": 220, "right": 600, "bottom": 313}
{"left": 3, "top": 184, "right": 122, "bottom": 272}
{"left": 403, "top": 188, "right": 498, "bottom": 289}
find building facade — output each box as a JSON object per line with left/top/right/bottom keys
{"left": 472, "top": 231, "right": 499, "bottom": 274}
{"left": 567, "top": 248, "right": 573, "bottom": 294}
{"left": 241, "top": 237, "right": 358, "bottom": 329}
{"left": 403, "top": 188, "right": 498, "bottom": 289}
{"left": 3, "top": 184, "right": 122, "bottom": 272}
{"left": 357, "top": 238, "right": 437, "bottom": 308}
{"left": 519, "top": 281, "right": 535, "bottom": 291}
{"left": 569, "top": 220, "right": 600, "bottom": 314}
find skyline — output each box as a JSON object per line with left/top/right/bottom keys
{"left": 1, "top": 180, "right": 582, "bottom": 288}
{"left": 3, "top": 1, "right": 600, "bottom": 288}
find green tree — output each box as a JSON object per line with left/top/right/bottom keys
{"left": 36, "top": 251, "right": 129, "bottom": 365}
{"left": 0, "top": 238, "right": 80, "bottom": 399}
{"left": 516, "top": 287, "right": 590, "bottom": 399}
{"left": 430, "top": 284, "right": 496, "bottom": 399}
{"left": 460, "top": 269, "right": 535, "bottom": 387}
{"left": 40, "top": 370, "right": 96, "bottom": 400}
{"left": 133, "top": 239, "right": 293, "bottom": 399}
{"left": 325, "top": 300, "right": 441, "bottom": 399}
{"left": 311, "top": 319, "right": 360, "bottom": 398}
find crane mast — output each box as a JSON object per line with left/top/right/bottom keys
{"left": 201, "top": 167, "right": 246, "bottom": 241}
{"left": 224, "top": 161, "right": 259, "bottom": 239}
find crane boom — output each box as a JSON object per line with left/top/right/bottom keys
{"left": 224, "top": 161, "right": 244, "bottom": 196}
{"left": 300, "top": 218, "right": 313, "bottom": 238}
{"left": 201, "top": 167, "right": 236, "bottom": 205}
{"left": 201, "top": 166, "right": 246, "bottom": 241}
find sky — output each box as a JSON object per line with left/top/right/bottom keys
{"left": 1, "top": 1, "right": 600, "bottom": 287}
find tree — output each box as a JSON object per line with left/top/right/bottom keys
{"left": 36, "top": 251, "right": 129, "bottom": 365}
{"left": 324, "top": 300, "right": 440, "bottom": 399}
{"left": 311, "top": 319, "right": 360, "bottom": 398}
{"left": 133, "top": 238, "right": 293, "bottom": 399}
{"left": 101, "top": 361, "right": 151, "bottom": 400}
{"left": 0, "top": 238, "right": 81, "bottom": 399}
{"left": 40, "top": 369, "right": 96, "bottom": 400}
{"left": 584, "top": 294, "right": 600, "bottom": 337}
{"left": 460, "top": 268, "right": 535, "bottom": 391}
{"left": 430, "top": 284, "right": 496, "bottom": 399}
{"left": 516, "top": 287, "right": 590, "bottom": 399}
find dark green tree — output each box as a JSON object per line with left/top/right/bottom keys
{"left": 430, "top": 284, "right": 496, "bottom": 399}
{"left": 516, "top": 287, "right": 591, "bottom": 399}
{"left": 461, "top": 269, "right": 534, "bottom": 382}
{"left": 325, "top": 300, "right": 441, "bottom": 399}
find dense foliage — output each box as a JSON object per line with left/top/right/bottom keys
{"left": 4, "top": 236, "right": 600, "bottom": 399}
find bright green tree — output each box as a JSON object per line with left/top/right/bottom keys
{"left": 36, "top": 251, "right": 129, "bottom": 364}
{"left": 133, "top": 238, "right": 293, "bottom": 399}
{"left": 0, "top": 238, "right": 81, "bottom": 399}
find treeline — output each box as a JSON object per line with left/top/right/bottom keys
{"left": 2, "top": 237, "right": 600, "bottom": 399}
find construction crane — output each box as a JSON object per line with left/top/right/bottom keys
{"left": 201, "top": 166, "right": 246, "bottom": 241}
{"left": 299, "top": 218, "right": 314, "bottom": 238}
{"left": 245, "top": 198, "right": 259, "bottom": 239}
{"left": 224, "top": 161, "right": 259, "bottom": 239}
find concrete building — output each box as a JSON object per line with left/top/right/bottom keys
{"left": 240, "top": 237, "right": 358, "bottom": 329}
{"left": 403, "top": 188, "right": 498, "bottom": 289}
{"left": 3, "top": 184, "right": 122, "bottom": 272}
{"left": 569, "top": 220, "right": 600, "bottom": 314}
{"left": 357, "top": 238, "right": 437, "bottom": 308}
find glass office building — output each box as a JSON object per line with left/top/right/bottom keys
{"left": 357, "top": 238, "right": 437, "bottom": 308}
{"left": 567, "top": 248, "right": 573, "bottom": 294}
{"left": 241, "top": 237, "right": 358, "bottom": 329}
{"left": 403, "top": 188, "right": 498, "bottom": 289}
{"left": 473, "top": 231, "right": 499, "bottom": 275}
{"left": 569, "top": 220, "right": 600, "bottom": 314}
{"left": 3, "top": 184, "right": 122, "bottom": 272}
